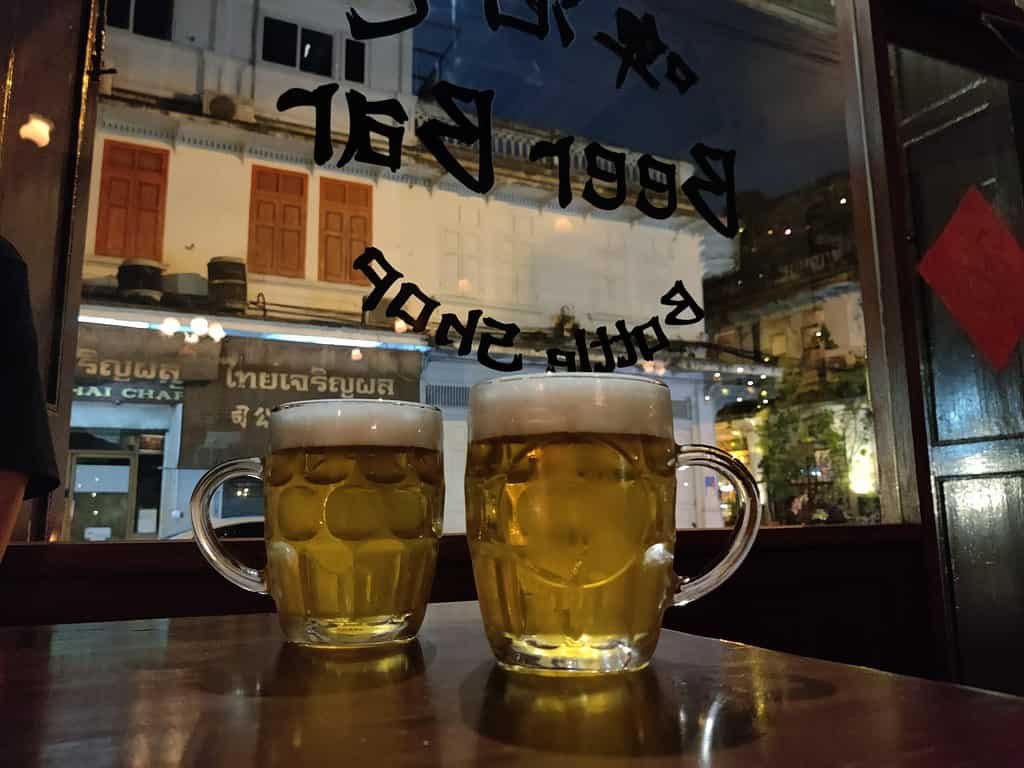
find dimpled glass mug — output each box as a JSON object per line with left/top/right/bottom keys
{"left": 465, "top": 373, "right": 760, "bottom": 673}
{"left": 191, "top": 399, "right": 444, "bottom": 648}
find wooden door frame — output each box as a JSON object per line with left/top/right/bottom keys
{"left": 0, "top": 0, "right": 103, "bottom": 541}
{"left": 837, "top": 0, "right": 1024, "bottom": 682}
{"left": 65, "top": 450, "right": 139, "bottom": 542}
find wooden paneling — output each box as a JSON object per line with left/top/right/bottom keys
{"left": 95, "top": 140, "right": 169, "bottom": 262}
{"left": 319, "top": 177, "right": 371, "bottom": 285}
{"left": 861, "top": 0, "right": 1024, "bottom": 695}
{"left": 247, "top": 165, "right": 307, "bottom": 278}
{"left": 0, "top": 526, "right": 939, "bottom": 680}
{"left": 942, "top": 474, "right": 1024, "bottom": 694}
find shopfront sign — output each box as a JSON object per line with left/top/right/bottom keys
{"left": 178, "top": 336, "right": 422, "bottom": 468}
{"left": 73, "top": 324, "right": 218, "bottom": 404}
{"left": 73, "top": 381, "right": 184, "bottom": 403}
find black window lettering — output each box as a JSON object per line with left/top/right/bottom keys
{"left": 573, "top": 327, "right": 593, "bottom": 371}
{"left": 682, "top": 143, "right": 739, "bottom": 238}
{"left": 609, "top": 320, "right": 639, "bottom": 367}
{"left": 589, "top": 320, "right": 637, "bottom": 371}
{"left": 553, "top": 0, "right": 583, "bottom": 47}
{"left": 417, "top": 81, "right": 496, "bottom": 194}
{"left": 588, "top": 326, "right": 617, "bottom": 372}
{"left": 546, "top": 348, "right": 577, "bottom": 372}
{"left": 545, "top": 327, "right": 592, "bottom": 372}
{"left": 594, "top": 9, "right": 666, "bottom": 90}
{"left": 338, "top": 90, "right": 409, "bottom": 172}
{"left": 353, "top": 247, "right": 403, "bottom": 312}
{"left": 631, "top": 316, "right": 671, "bottom": 359}
{"left": 661, "top": 280, "right": 705, "bottom": 326}
{"left": 347, "top": 0, "right": 429, "bottom": 40}
{"left": 637, "top": 154, "right": 677, "bottom": 220}
{"left": 386, "top": 283, "right": 441, "bottom": 333}
{"left": 477, "top": 317, "right": 524, "bottom": 372}
{"left": 435, "top": 309, "right": 483, "bottom": 356}
{"left": 276, "top": 84, "right": 339, "bottom": 166}
{"left": 583, "top": 142, "right": 627, "bottom": 211}
{"left": 485, "top": 0, "right": 549, "bottom": 39}
{"left": 666, "top": 52, "right": 699, "bottom": 95}
{"left": 529, "top": 136, "right": 574, "bottom": 208}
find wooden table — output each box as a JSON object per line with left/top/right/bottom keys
{"left": 1, "top": 602, "right": 1021, "bottom": 767}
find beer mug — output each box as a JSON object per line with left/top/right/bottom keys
{"left": 466, "top": 373, "right": 760, "bottom": 673}
{"left": 190, "top": 399, "right": 444, "bottom": 648}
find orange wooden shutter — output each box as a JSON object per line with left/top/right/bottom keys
{"left": 95, "top": 140, "right": 168, "bottom": 261}
{"left": 248, "top": 165, "right": 307, "bottom": 278}
{"left": 319, "top": 177, "right": 372, "bottom": 285}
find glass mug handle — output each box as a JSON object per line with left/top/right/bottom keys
{"left": 189, "top": 458, "right": 268, "bottom": 594}
{"left": 673, "top": 445, "right": 761, "bottom": 607}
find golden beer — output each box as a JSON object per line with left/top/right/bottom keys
{"left": 466, "top": 374, "right": 685, "bottom": 673}
{"left": 467, "top": 433, "right": 677, "bottom": 671}
{"left": 191, "top": 399, "right": 444, "bottom": 647}
{"left": 266, "top": 444, "right": 443, "bottom": 646}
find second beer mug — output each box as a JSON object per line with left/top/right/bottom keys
{"left": 466, "top": 373, "right": 760, "bottom": 674}
{"left": 190, "top": 400, "right": 444, "bottom": 648}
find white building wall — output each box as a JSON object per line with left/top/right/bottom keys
{"left": 83, "top": 10, "right": 725, "bottom": 535}
{"left": 103, "top": 0, "right": 415, "bottom": 134}
{"left": 84, "top": 125, "right": 707, "bottom": 334}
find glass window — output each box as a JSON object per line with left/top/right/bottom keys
{"left": 262, "top": 17, "right": 298, "bottom": 68}
{"left": 133, "top": 0, "right": 174, "bottom": 41}
{"left": 345, "top": 39, "right": 367, "bottom": 84}
{"left": 48, "top": 0, "right": 891, "bottom": 544}
{"left": 107, "top": 0, "right": 130, "bottom": 30}
{"left": 300, "top": 28, "right": 334, "bottom": 77}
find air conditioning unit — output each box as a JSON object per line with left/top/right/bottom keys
{"left": 202, "top": 92, "right": 256, "bottom": 123}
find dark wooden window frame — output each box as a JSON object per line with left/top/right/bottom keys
{"left": 837, "top": 0, "right": 1024, "bottom": 685}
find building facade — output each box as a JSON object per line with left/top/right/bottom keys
{"left": 69, "top": 0, "right": 735, "bottom": 541}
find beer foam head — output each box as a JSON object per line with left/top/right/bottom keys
{"left": 469, "top": 373, "right": 674, "bottom": 441}
{"left": 271, "top": 400, "right": 442, "bottom": 451}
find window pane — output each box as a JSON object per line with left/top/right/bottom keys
{"left": 57, "top": 0, "right": 889, "bottom": 547}
{"left": 344, "top": 39, "right": 366, "bottom": 84}
{"left": 262, "top": 17, "right": 297, "bottom": 68}
{"left": 300, "top": 28, "right": 333, "bottom": 77}
{"left": 107, "top": 0, "right": 130, "bottom": 30}
{"left": 132, "top": 0, "right": 173, "bottom": 41}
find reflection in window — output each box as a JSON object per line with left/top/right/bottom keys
{"left": 345, "top": 39, "right": 367, "bottom": 84}
{"left": 300, "top": 28, "right": 334, "bottom": 77}
{"left": 107, "top": 0, "right": 173, "bottom": 42}
{"left": 67, "top": 0, "right": 884, "bottom": 543}
{"left": 263, "top": 17, "right": 336, "bottom": 77}
{"left": 262, "top": 17, "right": 299, "bottom": 68}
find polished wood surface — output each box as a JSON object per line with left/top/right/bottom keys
{"left": 2, "top": 602, "right": 1021, "bottom": 767}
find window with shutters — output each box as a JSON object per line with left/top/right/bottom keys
{"left": 247, "top": 165, "right": 308, "bottom": 278}
{"left": 319, "top": 178, "right": 372, "bottom": 285}
{"left": 95, "top": 140, "right": 169, "bottom": 262}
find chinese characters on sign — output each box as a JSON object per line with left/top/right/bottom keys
{"left": 353, "top": 247, "right": 704, "bottom": 374}
{"left": 277, "top": 2, "right": 736, "bottom": 237}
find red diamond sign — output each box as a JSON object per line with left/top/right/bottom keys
{"left": 918, "top": 186, "right": 1024, "bottom": 370}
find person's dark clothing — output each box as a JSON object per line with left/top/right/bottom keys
{"left": 0, "top": 237, "right": 59, "bottom": 499}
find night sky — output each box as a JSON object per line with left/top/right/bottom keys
{"left": 416, "top": 0, "right": 849, "bottom": 197}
